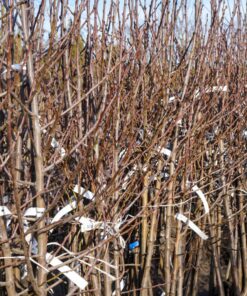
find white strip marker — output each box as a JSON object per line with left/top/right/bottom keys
{"left": 168, "top": 96, "right": 176, "bottom": 102}
{"left": 51, "top": 137, "right": 66, "bottom": 157}
{"left": 77, "top": 216, "right": 104, "bottom": 233}
{"left": 160, "top": 147, "right": 172, "bottom": 157}
{"left": 24, "top": 207, "right": 45, "bottom": 218}
{"left": 194, "top": 85, "right": 228, "bottom": 99}
{"left": 46, "top": 252, "right": 88, "bottom": 290}
{"left": 77, "top": 217, "right": 126, "bottom": 248}
{"left": 112, "top": 279, "right": 125, "bottom": 295}
{"left": 0, "top": 206, "right": 11, "bottom": 216}
{"left": 175, "top": 213, "right": 208, "bottom": 240}
{"left": 73, "top": 185, "right": 95, "bottom": 201}
{"left": 192, "top": 185, "right": 209, "bottom": 214}
{"left": 51, "top": 201, "right": 77, "bottom": 226}
{"left": 23, "top": 207, "right": 46, "bottom": 246}
{"left": 1, "top": 63, "right": 26, "bottom": 76}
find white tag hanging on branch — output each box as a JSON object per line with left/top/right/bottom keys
{"left": 112, "top": 279, "right": 125, "bottom": 295}
{"left": 186, "top": 181, "right": 209, "bottom": 215}
{"left": 51, "top": 137, "right": 66, "bottom": 157}
{"left": 175, "top": 213, "right": 208, "bottom": 240}
{"left": 193, "top": 85, "right": 228, "bottom": 99}
{"left": 77, "top": 216, "right": 126, "bottom": 248}
{"left": 50, "top": 201, "right": 77, "bottom": 232}
{"left": 1, "top": 63, "right": 27, "bottom": 76}
{"left": 156, "top": 146, "right": 172, "bottom": 158}
{"left": 23, "top": 207, "right": 46, "bottom": 245}
{"left": 0, "top": 206, "right": 12, "bottom": 229}
{"left": 73, "top": 185, "right": 95, "bottom": 201}
{"left": 0, "top": 206, "right": 12, "bottom": 216}
{"left": 76, "top": 216, "right": 104, "bottom": 233}
{"left": 46, "top": 252, "right": 88, "bottom": 290}
{"left": 191, "top": 185, "right": 209, "bottom": 214}
{"left": 24, "top": 207, "right": 45, "bottom": 218}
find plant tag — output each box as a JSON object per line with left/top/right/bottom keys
{"left": 175, "top": 213, "right": 208, "bottom": 240}
{"left": 192, "top": 185, "right": 209, "bottom": 214}
{"left": 46, "top": 252, "right": 88, "bottom": 290}
{"left": 0, "top": 206, "right": 11, "bottom": 216}
{"left": 73, "top": 185, "right": 95, "bottom": 200}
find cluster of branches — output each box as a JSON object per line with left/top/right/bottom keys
{"left": 0, "top": 0, "right": 246, "bottom": 295}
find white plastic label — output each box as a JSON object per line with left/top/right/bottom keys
{"left": 51, "top": 201, "right": 77, "bottom": 226}
{"left": 0, "top": 206, "right": 11, "bottom": 216}
{"left": 73, "top": 185, "right": 95, "bottom": 200}
{"left": 24, "top": 207, "right": 45, "bottom": 218}
{"left": 192, "top": 185, "right": 209, "bottom": 214}
{"left": 175, "top": 213, "right": 208, "bottom": 240}
{"left": 46, "top": 252, "right": 88, "bottom": 290}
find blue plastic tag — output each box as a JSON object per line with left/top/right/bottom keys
{"left": 129, "top": 241, "right": 139, "bottom": 250}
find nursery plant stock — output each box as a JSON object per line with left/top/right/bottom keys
{"left": 0, "top": 1, "right": 246, "bottom": 296}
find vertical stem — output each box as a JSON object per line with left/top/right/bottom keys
{"left": 141, "top": 205, "right": 159, "bottom": 296}
{"left": 141, "top": 173, "right": 150, "bottom": 268}
{"left": 103, "top": 244, "right": 111, "bottom": 296}
{"left": 239, "top": 180, "right": 247, "bottom": 294}
{"left": 0, "top": 218, "right": 16, "bottom": 295}
{"left": 208, "top": 201, "right": 225, "bottom": 296}
{"left": 165, "top": 128, "right": 178, "bottom": 295}
{"left": 141, "top": 162, "right": 162, "bottom": 296}
{"left": 3, "top": 0, "right": 16, "bottom": 292}
{"left": 21, "top": 3, "right": 47, "bottom": 294}
{"left": 170, "top": 217, "right": 182, "bottom": 295}
{"left": 177, "top": 232, "right": 184, "bottom": 296}
{"left": 207, "top": 145, "right": 225, "bottom": 296}
{"left": 219, "top": 139, "right": 240, "bottom": 296}
{"left": 191, "top": 219, "right": 205, "bottom": 296}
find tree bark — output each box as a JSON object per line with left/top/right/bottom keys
{"left": 21, "top": 3, "right": 47, "bottom": 294}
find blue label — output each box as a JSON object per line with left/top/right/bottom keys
{"left": 129, "top": 241, "right": 139, "bottom": 250}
